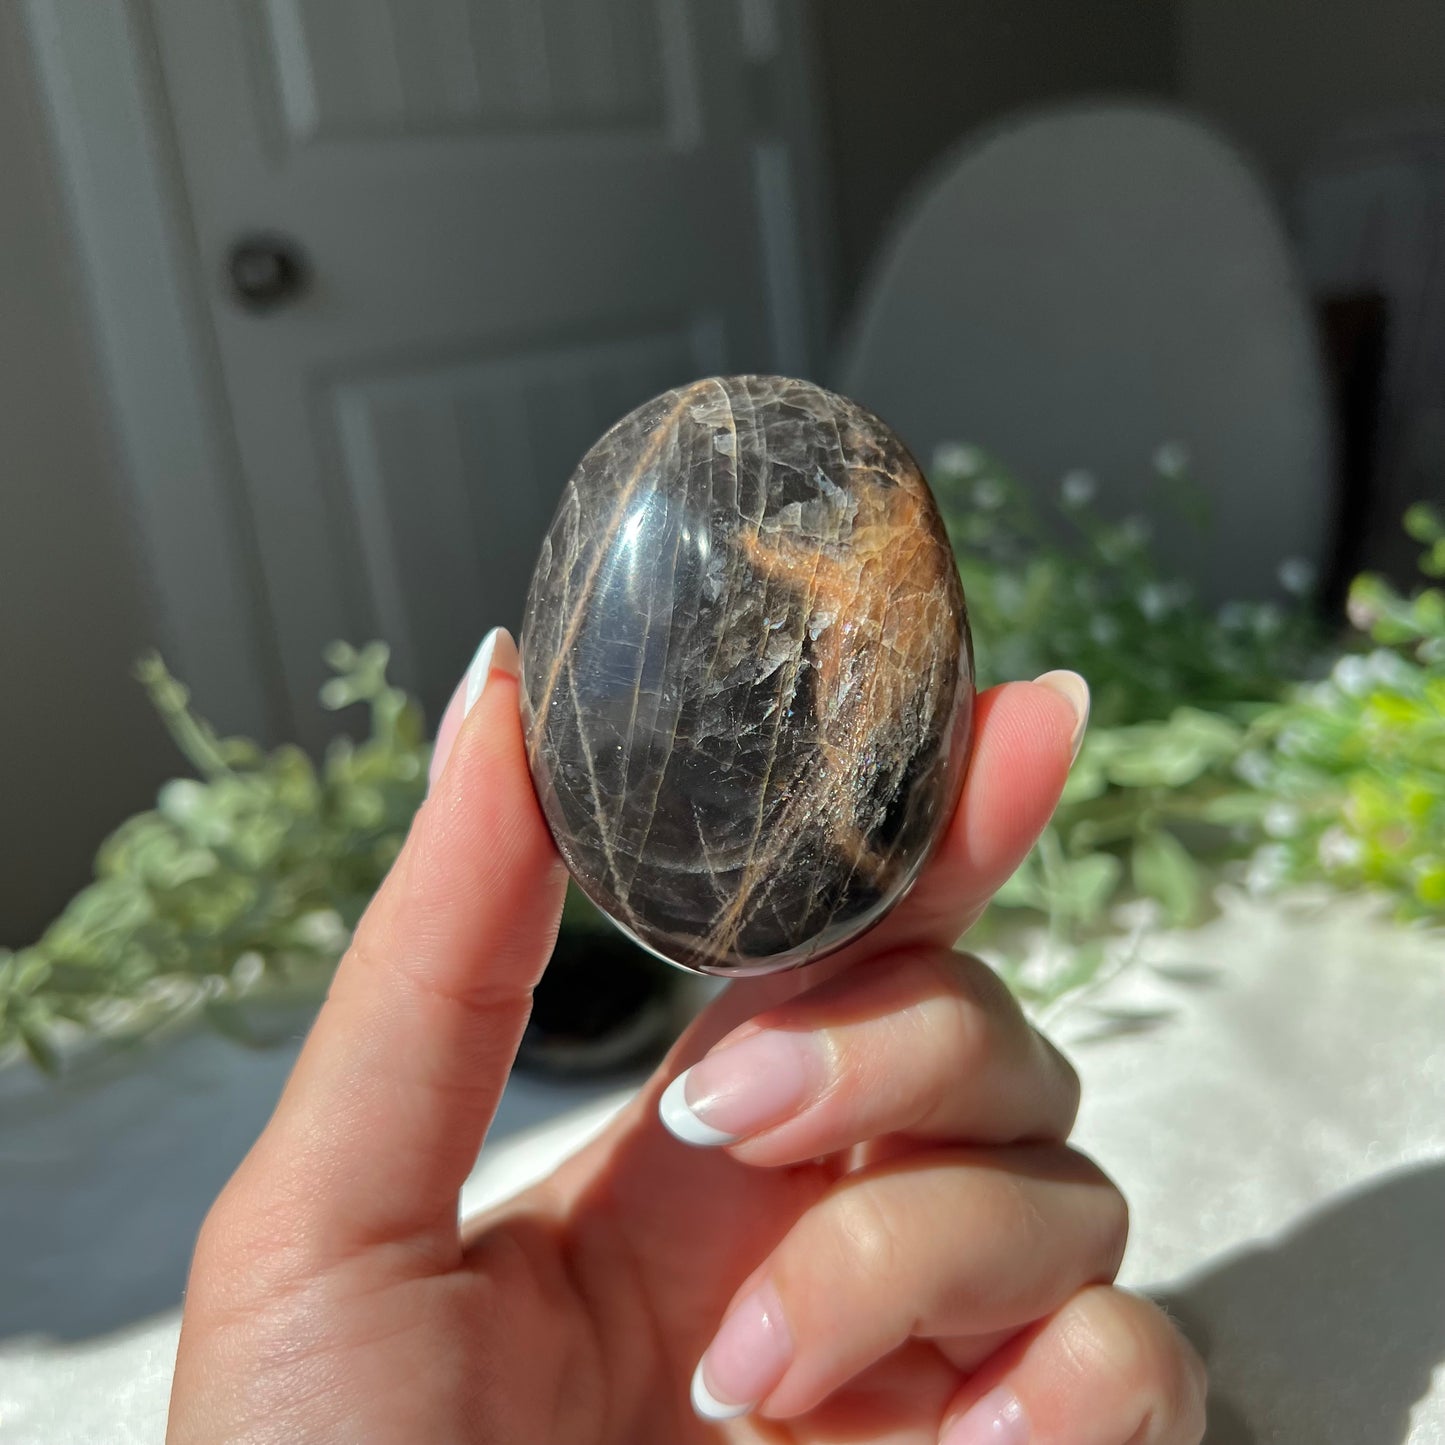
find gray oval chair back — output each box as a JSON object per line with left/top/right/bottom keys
{"left": 835, "top": 101, "right": 1332, "bottom": 602}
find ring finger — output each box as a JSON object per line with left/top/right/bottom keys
{"left": 690, "top": 1143, "right": 1127, "bottom": 1421}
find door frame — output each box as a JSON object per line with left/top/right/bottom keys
{"left": 21, "top": 0, "right": 281, "bottom": 740}
{"left": 21, "top": 0, "right": 834, "bottom": 745}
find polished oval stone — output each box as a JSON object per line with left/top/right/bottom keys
{"left": 520, "top": 375, "right": 973, "bottom": 976}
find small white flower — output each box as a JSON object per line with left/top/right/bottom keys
{"left": 1276, "top": 724, "right": 1310, "bottom": 757}
{"left": 318, "top": 677, "right": 353, "bottom": 710}
{"left": 1347, "top": 591, "right": 1381, "bottom": 631}
{"left": 934, "top": 442, "right": 984, "bottom": 477}
{"left": 1234, "top": 749, "right": 1272, "bottom": 788}
{"left": 1253, "top": 603, "right": 1283, "bottom": 638}
{"left": 1317, "top": 826, "right": 1363, "bottom": 870}
{"left": 1137, "top": 582, "right": 1171, "bottom": 621}
{"left": 1331, "top": 654, "right": 1373, "bottom": 696}
{"left": 1364, "top": 648, "right": 1412, "bottom": 688}
{"left": 973, "top": 476, "right": 1006, "bottom": 510}
{"left": 1119, "top": 516, "right": 1152, "bottom": 548}
{"left": 1154, "top": 441, "right": 1191, "bottom": 476}
{"left": 1277, "top": 557, "right": 1316, "bottom": 595}
{"left": 1089, "top": 614, "right": 1122, "bottom": 645}
{"left": 158, "top": 778, "right": 207, "bottom": 822}
{"left": 1263, "top": 802, "right": 1301, "bottom": 838}
{"left": 1060, "top": 469, "right": 1097, "bottom": 507}
{"left": 1099, "top": 516, "right": 1151, "bottom": 562}
{"left": 230, "top": 951, "right": 265, "bottom": 991}
{"left": 1245, "top": 844, "right": 1290, "bottom": 894}
{"left": 296, "top": 909, "right": 349, "bottom": 951}
{"left": 1115, "top": 897, "right": 1163, "bottom": 932}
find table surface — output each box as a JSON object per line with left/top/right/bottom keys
{"left": 1, "top": 889, "right": 1442, "bottom": 1445}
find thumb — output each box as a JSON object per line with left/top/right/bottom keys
{"left": 236, "top": 627, "right": 567, "bottom": 1258}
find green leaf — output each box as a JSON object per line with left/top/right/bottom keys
{"left": 18, "top": 1012, "right": 60, "bottom": 1074}
{"left": 2, "top": 949, "right": 53, "bottom": 995}
{"left": 1105, "top": 736, "right": 1215, "bottom": 789}
{"left": 1132, "top": 829, "right": 1204, "bottom": 924}
{"left": 1196, "top": 792, "right": 1273, "bottom": 825}
{"left": 1100, "top": 709, "right": 1243, "bottom": 789}
{"left": 1055, "top": 852, "right": 1123, "bottom": 921}
{"left": 1060, "top": 756, "right": 1109, "bottom": 803}
{"left": 991, "top": 852, "right": 1047, "bottom": 910}
{"left": 202, "top": 997, "right": 264, "bottom": 1047}
{"left": 1414, "top": 865, "right": 1445, "bottom": 906}
{"left": 1404, "top": 503, "right": 1443, "bottom": 545}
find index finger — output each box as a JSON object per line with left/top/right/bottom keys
{"left": 228, "top": 628, "right": 567, "bottom": 1260}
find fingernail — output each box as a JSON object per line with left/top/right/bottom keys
{"left": 1032, "top": 669, "right": 1090, "bottom": 761}
{"left": 464, "top": 626, "right": 516, "bottom": 715}
{"left": 691, "top": 1282, "right": 793, "bottom": 1421}
{"left": 940, "top": 1386, "right": 1029, "bottom": 1445}
{"left": 659, "top": 1031, "right": 824, "bottom": 1147}
{"left": 429, "top": 628, "right": 517, "bottom": 789}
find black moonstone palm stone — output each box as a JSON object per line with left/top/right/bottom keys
{"left": 520, "top": 376, "right": 973, "bottom": 976}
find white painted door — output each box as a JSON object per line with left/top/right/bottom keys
{"left": 143, "top": 0, "right": 820, "bottom": 742}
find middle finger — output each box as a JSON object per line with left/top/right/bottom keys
{"left": 660, "top": 948, "right": 1079, "bottom": 1162}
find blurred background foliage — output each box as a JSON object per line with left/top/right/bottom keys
{"left": 934, "top": 451, "right": 1444, "bottom": 1005}
{"left": 2, "top": 481, "right": 1441, "bottom": 1070}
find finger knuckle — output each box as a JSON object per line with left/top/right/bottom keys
{"left": 1173, "top": 1332, "right": 1210, "bottom": 1443}
{"left": 194, "top": 1167, "right": 314, "bottom": 1288}
{"left": 820, "top": 1183, "right": 906, "bottom": 1294}
{"left": 194, "top": 1177, "right": 264, "bottom": 1262}
{"left": 1096, "top": 1180, "right": 1131, "bottom": 1281}
{"left": 932, "top": 954, "right": 1008, "bottom": 1067}
{"left": 933, "top": 994, "right": 991, "bottom": 1092}
{"left": 1036, "top": 1031, "right": 1082, "bottom": 1133}
{"left": 1053, "top": 1149, "right": 1131, "bottom": 1281}
{"left": 943, "top": 951, "right": 1021, "bottom": 1027}
{"left": 1066, "top": 1288, "right": 1207, "bottom": 1442}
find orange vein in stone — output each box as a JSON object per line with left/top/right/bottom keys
{"left": 703, "top": 522, "right": 833, "bottom": 958}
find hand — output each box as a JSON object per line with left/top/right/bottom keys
{"left": 168, "top": 631, "right": 1205, "bottom": 1444}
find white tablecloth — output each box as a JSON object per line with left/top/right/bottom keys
{"left": 2, "top": 891, "right": 1442, "bottom": 1444}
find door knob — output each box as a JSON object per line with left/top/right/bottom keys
{"left": 227, "top": 234, "right": 309, "bottom": 312}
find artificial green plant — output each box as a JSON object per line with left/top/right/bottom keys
{"left": 3, "top": 460, "right": 1441, "bottom": 1070}
{"left": 931, "top": 448, "right": 1443, "bottom": 1002}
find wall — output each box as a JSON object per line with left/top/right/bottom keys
{"left": 0, "top": 4, "right": 175, "bottom": 945}
{"left": 1177, "top": 0, "right": 1445, "bottom": 188}
{"left": 1178, "top": 0, "right": 1445, "bottom": 582}
{"left": 813, "top": 0, "right": 1180, "bottom": 326}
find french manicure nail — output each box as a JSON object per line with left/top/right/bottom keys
{"left": 1032, "top": 669, "right": 1091, "bottom": 761}
{"left": 659, "top": 1031, "right": 823, "bottom": 1147}
{"left": 940, "top": 1386, "right": 1029, "bottom": 1445}
{"left": 464, "top": 626, "right": 513, "bottom": 715}
{"left": 429, "top": 628, "right": 518, "bottom": 790}
{"left": 691, "top": 1282, "right": 793, "bottom": 1421}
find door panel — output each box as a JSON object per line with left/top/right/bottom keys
{"left": 260, "top": 0, "right": 671, "bottom": 140}
{"left": 333, "top": 318, "right": 723, "bottom": 713}
{"left": 146, "top": 0, "right": 796, "bottom": 742}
